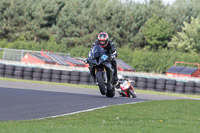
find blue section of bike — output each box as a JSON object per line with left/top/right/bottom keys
{"left": 101, "top": 54, "right": 108, "bottom": 61}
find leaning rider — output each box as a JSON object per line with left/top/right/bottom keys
{"left": 89, "top": 32, "right": 118, "bottom": 85}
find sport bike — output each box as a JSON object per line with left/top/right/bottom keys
{"left": 116, "top": 79, "right": 136, "bottom": 98}
{"left": 87, "top": 45, "right": 115, "bottom": 97}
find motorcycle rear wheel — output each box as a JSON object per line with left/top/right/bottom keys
{"left": 96, "top": 71, "right": 106, "bottom": 95}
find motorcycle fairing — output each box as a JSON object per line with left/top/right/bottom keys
{"left": 88, "top": 45, "right": 114, "bottom": 84}
{"left": 88, "top": 53, "right": 109, "bottom": 66}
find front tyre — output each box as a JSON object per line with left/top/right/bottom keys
{"left": 129, "top": 90, "right": 137, "bottom": 98}
{"left": 106, "top": 86, "right": 115, "bottom": 98}
{"left": 96, "top": 71, "right": 106, "bottom": 95}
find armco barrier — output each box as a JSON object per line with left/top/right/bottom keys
{"left": 0, "top": 63, "right": 200, "bottom": 95}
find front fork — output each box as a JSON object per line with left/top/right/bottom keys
{"left": 103, "top": 71, "right": 108, "bottom": 83}
{"left": 89, "top": 65, "right": 111, "bottom": 84}
{"left": 95, "top": 67, "right": 108, "bottom": 84}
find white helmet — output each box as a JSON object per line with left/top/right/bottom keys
{"left": 117, "top": 75, "right": 124, "bottom": 81}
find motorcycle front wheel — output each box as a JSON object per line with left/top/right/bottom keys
{"left": 96, "top": 71, "right": 106, "bottom": 95}
{"left": 129, "top": 90, "right": 137, "bottom": 98}
{"left": 106, "top": 86, "right": 115, "bottom": 98}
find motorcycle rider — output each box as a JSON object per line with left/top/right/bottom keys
{"left": 115, "top": 74, "right": 126, "bottom": 95}
{"left": 116, "top": 74, "right": 125, "bottom": 89}
{"left": 89, "top": 32, "right": 118, "bottom": 85}
{"left": 116, "top": 74, "right": 136, "bottom": 98}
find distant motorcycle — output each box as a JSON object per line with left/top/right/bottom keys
{"left": 116, "top": 80, "right": 137, "bottom": 98}
{"left": 86, "top": 45, "right": 115, "bottom": 97}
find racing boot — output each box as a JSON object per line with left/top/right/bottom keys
{"left": 113, "top": 66, "right": 118, "bottom": 85}
{"left": 111, "top": 60, "right": 118, "bottom": 85}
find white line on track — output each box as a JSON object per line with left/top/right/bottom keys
{"left": 38, "top": 101, "right": 144, "bottom": 120}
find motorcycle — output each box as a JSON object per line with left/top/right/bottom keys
{"left": 86, "top": 45, "right": 115, "bottom": 97}
{"left": 116, "top": 79, "right": 137, "bottom": 98}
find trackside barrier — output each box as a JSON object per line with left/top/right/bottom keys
{"left": 0, "top": 63, "right": 199, "bottom": 95}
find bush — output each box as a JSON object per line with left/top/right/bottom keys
{"left": 0, "top": 39, "right": 68, "bottom": 53}
{"left": 118, "top": 48, "right": 200, "bottom": 73}
{"left": 66, "top": 45, "right": 90, "bottom": 57}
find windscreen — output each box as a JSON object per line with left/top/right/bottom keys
{"left": 92, "top": 45, "right": 104, "bottom": 58}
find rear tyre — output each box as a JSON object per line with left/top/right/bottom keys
{"left": 129, "top": 90, "right": 137, "bottom": 98}
{"left": 96, "top": 71, "right": 106, "bottom": 95}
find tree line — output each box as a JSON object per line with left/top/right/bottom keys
{"left": 0, "top": 0, "right": 200, "bottom": 53}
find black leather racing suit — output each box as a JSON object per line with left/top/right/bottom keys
{"left": 89, "top": 40, "right": 118, "bottom": 83}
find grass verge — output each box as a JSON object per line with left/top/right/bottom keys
{"left": 0, "top": 100, "right": 199, "bottom": 133}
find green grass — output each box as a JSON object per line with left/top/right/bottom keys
{"left": 0, "top": 100, "right": 199, "bottom": 133}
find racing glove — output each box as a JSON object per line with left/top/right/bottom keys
{"left": 110, "top": 54, "right": 116, "bottom": 60}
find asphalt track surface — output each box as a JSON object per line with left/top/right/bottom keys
{"left": 0, "top": 80, "right": 193, "bottom": 121}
